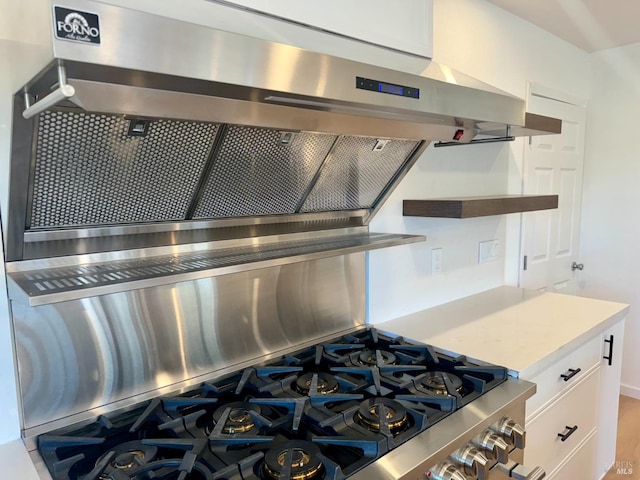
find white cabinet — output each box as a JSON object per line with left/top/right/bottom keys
{"left": 99, "top": 0, "right": 432, "bottom": 73}
{"left": 547, "top": 431, "right": 597, "bottom": 480}
{"left": 221, "top": 0, "right": 434, "bottom": 58}
{"left": 523, "top": 318, "right": 625, "bottom": 479}
{"left": 597, "top": 319, "right": 625, "bottom": 477}
{"left": 525, "top": 369, "right": 599, "bottom": 474}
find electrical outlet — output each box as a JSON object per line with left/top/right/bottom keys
{"left": 431, "top": 248, "right": 443, "bottom": 275}
{"left": 478, "top": 240, "right": 499, "bottom": 264}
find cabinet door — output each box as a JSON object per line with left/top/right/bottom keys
{"left": 547, "top": 431, "right": 596, "bottom": 479}
{"left": 597, "top": 318, "right": 625, "bottom": 477}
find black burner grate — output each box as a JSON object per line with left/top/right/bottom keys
{"left": 37, "top": 328, "right": 507, "bottom": 480}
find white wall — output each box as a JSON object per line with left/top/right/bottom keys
{"left": 0, "top": 0, "right": 52, "bottom": 445}
{"left": 368, "top": 0, "right": 592, "bottom": 323}
{"left": 580, "top": 43, "right": 640, "bottom": 398}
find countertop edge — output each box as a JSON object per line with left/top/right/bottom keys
{"left": 517, "top": 304, "right": 628, "bottom": 379}
{"left": 0, "top": 439, "right": 40, "bottom": 480}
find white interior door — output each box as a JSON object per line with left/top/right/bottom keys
{"left": 520, "top": 86, "right": 586, "bottom": 293}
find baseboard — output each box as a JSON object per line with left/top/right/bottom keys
{"left": 620, "top": 383, "right": 640, "bottom": 399}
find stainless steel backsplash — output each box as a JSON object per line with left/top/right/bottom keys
{"left": 12, "top": 253, "right": 365, "bottom": 435}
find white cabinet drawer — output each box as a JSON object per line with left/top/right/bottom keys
{"left": 525, "top": 368, "right": 599, "bottom": 475}
{"left": 525, "top": 335, "right": 601, "bottom": 418}
{"left": 547, "top": 431, "right": 596, "bottom": 479}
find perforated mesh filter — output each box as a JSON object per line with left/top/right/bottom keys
{"left": 30, "top": 111, "right": 219, "bottom": 228}
{"left": 300, "top": 137, "right": 419, "bottom": 212}
{"left": 193, "top": 127, "right": 336, "bottom": 218}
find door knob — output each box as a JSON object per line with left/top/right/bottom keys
{"left": 571, "top": 262, "right": 584, "bottom": 271}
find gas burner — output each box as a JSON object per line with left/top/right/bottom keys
{"left": 355, "top": 398, "right": 408, "bottom": 433}
{"left": 212, "top": 402, "right": 261, "bottom": 434}
{"left": 263, "top": 440, "right": 325, "bottom": 480}
{"left": 294, "top": 373, "right": 339, "bottom": 395}
{"left": 357, "top": 349, "right": 396, "bottom": 366}
{"left": 421, "top": 371, "right": 464, "bottom": 396}
{"left": 96, "top": 441, "right": 158, "bottom": 477}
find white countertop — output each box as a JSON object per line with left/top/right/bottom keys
{"left": 0, "top": 439, "right": 40, "bottom": 480}
{"left": 377, "top": 286, "right": 629, "bottom": 378}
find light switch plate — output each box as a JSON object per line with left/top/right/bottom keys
{"left": 431, "top": 248, "right": 443, "bottom": 275}
{"left": 478, "top": 239, "right": 499, "bottom": 264}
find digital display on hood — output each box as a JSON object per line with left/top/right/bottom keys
{"left": 356, "top": 76, "right": 420, "bottom": 99}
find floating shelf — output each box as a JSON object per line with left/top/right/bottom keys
{"left": 8, "top": 232, "right": 425, "bottom": 307}
{"left": 403, "top": 195, "right": 559, "bottom": 219}
{"left": 477, "top": 113, "right": 563, "bottom": 138}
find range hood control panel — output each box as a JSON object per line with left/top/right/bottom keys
{"left": 356, "top": 76, "right": 420, "bottom": 99}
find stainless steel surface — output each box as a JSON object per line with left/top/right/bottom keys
{"left": 22, "top": 221, "right": 369, "bottom": 261}
{"left": 44, "top": 0, "right": 524, "bottom": 126}
{"left": 66, "top": 79, "right": 469, "bottom": 140}
{"left": 22, "top": 85, "right": 75, "bottom": 120}
{"left": 494, "top": 462, "right": 546, "bottom": 480}
{"left": 348, "top": 377, "right": 535, "bottom": 480}
{"left": 452, "top": 444, "right": 490, "bottom": 480}
{"left": 428, "top": 462, "right": 468, "bottom": 480}
{"left": 474, "top": 431, "right": 511, "bottom": 464}
{"left": 22, "top": 211, "right": 369, "bottom": 243}
{"left": 192, "top": 127, "right": 336, "bottom": 218}
{"left": 301, "top": 137, "right": 420, "bottom": 212}
{"left": 22, "top": 65, "right": 76, "bottom": 119}
{"left": 7, "top": 95, "right": 33, "bottom": 261}
{"left": 9, "top": 227, "right": 368, "bottom": 272}
{"left": 7, "top": 232, "right": 423, "bottom": 306}
{"left": 12, "top": 252, "right": 365, "bottom": 431}
{"left": 492, "top": 417, "right": 526, "bottom": 449}
{"left": 30, "top": 109, "right": 219, "bottom": 228}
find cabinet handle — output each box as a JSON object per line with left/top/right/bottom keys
{"left": 557, "top": 425, "right": 578, "bottom": 442}
{"left": 560, "top": 368, "right": 581, "bottom": 382}
{"left": 603, "top": 335, "right": 614, "bottom": 366}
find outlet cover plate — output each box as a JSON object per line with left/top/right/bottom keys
{"left": 479, "top": 240, "right": 499, "bottom": 264}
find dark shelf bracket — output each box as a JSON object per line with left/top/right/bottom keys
{"left": 434, "top": 135, "right": 515, "bottom": 148}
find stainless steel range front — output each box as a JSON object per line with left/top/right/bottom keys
{"left": 2, "top": 2, "right": 555, "bottom": 479}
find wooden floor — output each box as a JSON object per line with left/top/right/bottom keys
{"left": 603, "top": 395, "right": 640, "bottom": 479}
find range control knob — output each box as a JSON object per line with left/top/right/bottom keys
{"left": 452, "top": 444, "right": 490, "bottom": 480}
{"left": 426, "top": 461, "right": 467, "bottom": 480}
{"left": 491, "top": 417, "right": 526, "bottom": 449}
{"left": 473, "top": 430, "right": 511, "bottom": 464}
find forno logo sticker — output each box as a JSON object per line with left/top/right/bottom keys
{"left": 54, "top": 7, "right": 101, "bottom": 45}
{"left": 58, "top": 13, "right": 98, "bottom": 37}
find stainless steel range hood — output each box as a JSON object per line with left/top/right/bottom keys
{"left": 4, "top": 0, "right": 560, "bottom": 306}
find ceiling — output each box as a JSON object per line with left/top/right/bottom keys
{"left": 485, "top": 0, "right": 640, "bottom": 53}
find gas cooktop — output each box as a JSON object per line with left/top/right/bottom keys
{"left": 37, "top": 328, "right": 508, "bottom": 480}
